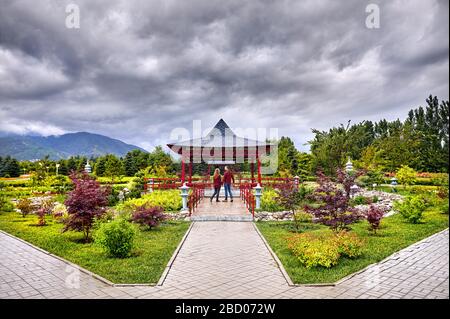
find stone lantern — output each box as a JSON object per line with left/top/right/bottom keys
{"left": 253, "top": 183, "right": 263, "bottom": 209}
{"left": 390, "top": 177, "right": 398, "bottom": 192}
{"left": 345, "top": 157, "right": 353, "bottom": 173}
{"left": 179, "top": 183, "right": 190, "bottom": 211}
{"left": 84, "top": 160, "right": 92, "bottom": 173}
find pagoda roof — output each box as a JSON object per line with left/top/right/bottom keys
{"left": 167, "top": 119, "right": 274, "bottom": 154}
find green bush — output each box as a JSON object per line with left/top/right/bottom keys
{"left": 287, "top": 231, "right": 364, "bottom": 268}
{"left": 0, "top": 196, "right": 14, "bottom": 212}
{"left": 441, "top": 202, "right": 449, "bottom": 214}
{"left": 294, "top": 211, "right": 313, "bottom": 223}
{"left": 351, "top": 195, "right": 376, "bottom": 206}
{"left": 287, "top": 233, "right": 340, "bottom": 268}
{"left": 261, "top": 189, "right": 284, "bottom": 212}
{"left": 333, "top": 232, "right": 364, "bottom": 258}
{"left": 394, "top": 196, "right": 426, "bottom": 223}
{"left": 94, "top": 218, "right": 136, "bottom": 258}
{"left": 116, "top": 190, "right": 182, "bottom": 213}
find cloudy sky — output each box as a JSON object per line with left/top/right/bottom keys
{"left": 0, "top": 0, "right": 448, "bottom": 152}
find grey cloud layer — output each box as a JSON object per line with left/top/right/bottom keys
{"left": 0, "top": 0, "right": 448, "bottom": 151}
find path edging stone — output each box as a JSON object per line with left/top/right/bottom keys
{"left": 157, "top": 222, "right": 195, "bottom": 286}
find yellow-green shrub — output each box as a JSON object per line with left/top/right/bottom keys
{"left": 116, "top": 190, "right": 182, "bottom": 213}
{"left": 287, "top": 231, "right": 364, "bottom": 268}
{"left": 287, "top": 233, "right": 340, "bottom": 268}
{"left": 261, "top": 189, "right": 284, "bottom": 212}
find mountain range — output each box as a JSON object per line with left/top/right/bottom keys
{"left": 0, "top": 132, "right": 147, "bottom": 160}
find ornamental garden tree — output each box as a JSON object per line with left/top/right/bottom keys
{"left": 63, "top": 172, "right": 110, "bottom": 242}
{"left": 396, "top": 165, "right": 417, "bottom": 189}
{"left": 306, "top": 171, "right": 362, "bottom": 232}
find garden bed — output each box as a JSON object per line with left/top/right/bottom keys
{"left": 256, "top": 208, "right": 448, "bottom": 284}
{"left": 0, "top": 211, "right": 190, "bottom": 284}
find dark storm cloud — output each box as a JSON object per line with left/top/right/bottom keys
{"left": 0, "top": 0, "right": 448, "bottom": 151}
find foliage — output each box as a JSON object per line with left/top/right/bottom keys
{"left": 336, "top": 168, "right": 365, "bottom": 198}
{"left": 0, "top": 211, "right": 190, "bottom": 284}
{"left": 294, "top": 211, "right": 313, "bottom": 223}
{"left": 117, "top": 190, "right": 182, "bottom": 213}
{"left": 0, "top": 156, "right": 21, "bottom": 177}
{"left": 287, "top": 231, "right": 364, "bottom": 268}
{"left": 309, "top": 95, "right": 449, "bottom": 174}
{"left": 365, "top": 205, "right": 385, "bottom": 233}
{"left": 131, "top": 206, "right": 166, "bottom": 230}
{"left": 256, "top": 189, "right": 448, "bottom": 284}
{"left": 16, "top": 198, "right": 34, "bottom": 218}
{"left": 104, "top": 154, "right": 125, "bottom": 182}
{"left": 396, "top": 165, "right": 417, "bottom": 188}
{"left": 305, "top": 172, "right": 362, "bottom": 231}
{"left": 394, "top": 196, "right": 426, "bottom": 224}
{"left": 35, "top": 198, "right": 54, "bottom": 226}
{"left": 333, "top": 231, "right": 364, "bottom": 258}
{"left": 309, "top": 121, "right": 375, "bottom": 175}
{"left": 94, "top": 218, "right": 136, "bottom": 258}
{"left": 351, "top": 195, "right": 377, "bottom": 206}
{"left": 440, "top": 202, "right": 449, "bottom": 214}
{"left": 357, "top": 169, "right": 385, "bottom": 187}
{"left": 63, "top": 172, "right": 110, "bottom": 242}
{"left": 287, "top": 233, "right": 341, "bottom": 268}
{"left": 276, "top": 137, "right": 312, "bottom": 178}
{"left": 260, "top": 189, "right": 284, "bottom": 212}
{"left": 52, "top": 203, "right": 68, "bottom": 220}
{"left": 276, "top": 185, "right": 309, "bottom": 230}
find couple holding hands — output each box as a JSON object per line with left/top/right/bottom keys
{"left": 210, "top": 166, "right": 235, "bottom": 202}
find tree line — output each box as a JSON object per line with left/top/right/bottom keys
{"left": 1, "top": 95, "right": 448, "bottom": 179}
{"left": 308, "top": 95, "right": 449, "bottom": 175}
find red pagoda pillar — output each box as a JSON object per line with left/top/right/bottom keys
{"left": 181, "top": 159, "right": 185, "bottom": 184}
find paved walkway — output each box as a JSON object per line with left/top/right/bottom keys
{"left": 190, "top": 196, "right": 252, "bottom": 221}
{"left": 0, "top": 224, "right": 448, "bottom": 299}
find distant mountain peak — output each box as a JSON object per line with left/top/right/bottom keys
{"left": 0, "top": 132, "right": 146, "bottom": 160}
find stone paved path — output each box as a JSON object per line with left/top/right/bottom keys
{"left": 0, "top": 225, "right": 448, "bottom": 299}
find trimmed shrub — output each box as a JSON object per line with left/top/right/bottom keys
{"left": 287, "top": 231, "right": 364, "bottom": 268}
{"left": 52, "top": 203, "right": 68, "bottom": 221}
{"left": 64, "top": 172, "right": 110, "bottom": 242}
{"left": 333, "top": 232, "right": 364, "bottom": 258}
{"left": 131, "top": 206, "right": 166, "bottom": 230}
{"left": 294, "top": 211, "right": 313, "bottom": 223}
{"left": 287, "top": 233, "right": 340, "bottom": 268}
{"left": 440, "top": 203, "right": 449, "bottom": 214}
{"left": 117, "top": 190, "right": 182, "bottom": 213}
{"left": 365, "top": 205, "right": 384, "bottom": 233}
{"left": 306, "top": 172, "right": 362, "bottom": 232}
{"left": 94, "top": 219, "right": 136, "bottom": 258}
{"left": 16, "top": 198, "right": 34, "bottom": 218}
{"left": 394, "top": 196, "right": 426, "bottom": 224}
{"left": 261, "top": 189, "right": 284, "bottom": 212}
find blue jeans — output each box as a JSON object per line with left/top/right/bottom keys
{"left": 224, "top": 183, "right": 233, "bottom": 200}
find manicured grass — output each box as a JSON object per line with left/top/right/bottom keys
{"left": 0, "top": 211, "right": 190, "bottom": 284}
{"left": 257, "top": 208, "right": 448, "bottom": 284}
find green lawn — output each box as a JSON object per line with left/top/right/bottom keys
{"left": 256, "top": 208, "right": 448, "bottom": 284}
{"left": 0, "top": 211, "right": 190, "bottom": 284}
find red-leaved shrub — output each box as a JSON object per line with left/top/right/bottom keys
{"left": 63, "top": 172, "right": 110, "bottom": 242}
{"left": 305, "top": 171, "right": 362, "bottom": 232}
{"left": 131, "top": 206, "right": 166, "bottom": 230}
{"left": 365, "top": 205, "right": 384, "bottom": 233}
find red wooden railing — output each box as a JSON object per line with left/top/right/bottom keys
{"left": 240, "top": 183, "right": 256, "bottom": 218}
{"left": 144, "top": 177, "right": 212, "bottom": 192}
{"left": 187, "top": 184, "right": 205, "bottom": 216}
{"left": 144, "top": 176, "right": 297, "bottom": 193}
